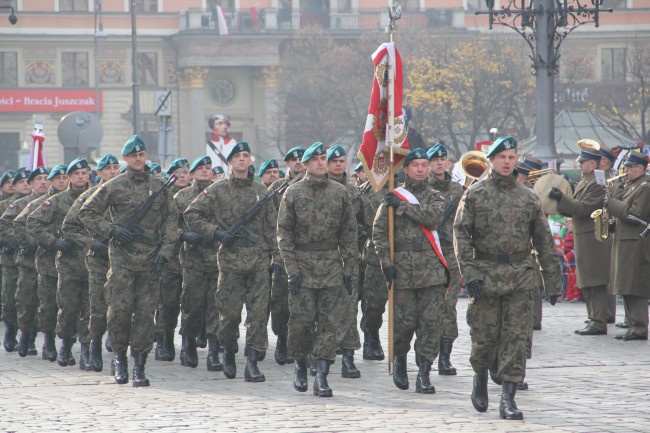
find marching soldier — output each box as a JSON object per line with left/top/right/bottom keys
{"left": 0, "top": 170, "right": 16, "bottom": 202}
{"left": 277, "top": 141, "right": 357, "bottom": 397}
{"left": 259, "top": 159, "right": 280, "bottom": 187}
{"left": 454, "top": 136, "right": 561, "bottom": 420}
{"left": 185, "top": 142, "right": 278, "bottom": 382}
{"left": 212, "top": 166, "right": 225, "bottom": 183}
{"left": 79, "top": 135, "right": 178, "bottom": 386}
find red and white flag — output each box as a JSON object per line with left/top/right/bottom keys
{"left": 30, "top": 127, "right": 46, "bottom": 170}
{"left": 357, "top": 42, "right": 409, "bottom": 192}
{"left": 216, "top": 6, "right": 229, "bottom": 36}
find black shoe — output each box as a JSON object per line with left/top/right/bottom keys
{"left": 438, "top": 339, "right": 457, "bottom": 376}
{"left": 244, "top": 348, "right": 266, "bottom": 382}
{"left": 489, "top": 357, "right": 502, "bottom": 385}
{"left": 110, "top": 358, "right": 116, "bottom": 376}
{"left": 578, "top": 326, "right": 606, "bottom": 336}
{"left": 196, "top": 327, "right": 207, "bottom": 349}
{"left": 362, "top": 332, "right": 375, "bottom": 361}
{"left": 223, "top": 342, "right": 237, "bottom": 379}
{"left": 471, "top": 370, "right": 489, "bottom": 413}
{"left": 17, "top": 330, "right": 30, "bottom": 357}
{"left": 105, "top": 334, "right": 113, "bottom": 352}
{"left": 43, "top": 332, "right": 57, "bottom": 362}
{"left": 392, "top": 355, "right": 409, "bottom": 390}
{"left": 207, "top": 336, "right": 223, "bottom": 371}
{"left": 341, "top": 349, "right": 361, "bottom": 379}
{"left": 532, "top": 325, "right": 541, "bottom": 331}
{"left": 308, "top": 352, "right": 317, "bottom": 376}
{"left": 114, "top": 350, "right": 129, "bottom": 384}
{"left": 180, "top": 336, "right": 198, "bottom": 368}
{"left": 517, "top": 381, "right": 529, "bottom": 391}
{"left": 89, "top": 336, "right": 103, "bottom": 372}
{"left": 622, "top": 332, "right": 648, "bottom": 341}
{"left": 161, "top": 330, "right": 175, "bottom": 362}
{"left": 415, "top": 361, "right": 435, "bottom": 394}
{"left": 293, "top": 358, "right": 308, "bottom": 392}
{"left": 615, "top": 332, "right": 629, "bottom": 340}
{"left": 370, "top": 329, "right": 384, "bottom": 361}
{"left": 79, "top": 342, "right": 91, "bottom": 371}
{"left": 499, "top": 382, "right": 524, "bottom": 420}
{"left": 274, "top": 333, "right": 288, "bottom": 365}
{"left": 313, "top": 358, "right": 333, "bottom": 397}
{"left": 57, "top": 337, "right": 74, "bottom": 367}
{"left": 27, "top": 330, "right": 37, "bottom": 355}
{"left": 132, "top": 351, "right": 150, "bottom": 387}
{"left": 615, "top": 321, "right": 629, "bottom": 328}
{"left": 3, "top": 324, "right": 17, "bottom": 352}
{"left": 154, "top": 334, "right": 164, "bottom": 361}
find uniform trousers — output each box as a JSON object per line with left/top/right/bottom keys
{"left": 623, "top": 295, "right": 649, "bottom": 337}
{"left": 16, "top": 265, "right": 38, "bottom": 334}
{"left": 37, "top": 274, "right": 58, "bottom": 333}
{"left": 396, "top": 285, "right": 445, "bottom": 364}
{"left": 336, "top": 260, "right": 361, "bottom": 350}
{"left": 56, "top": 272, "right": 91, "bottom": 344}
{"left": 360, "top": 262, "right": 387, "bottom": 333}
{"left": 2, "top": 265, "right": 18, "bottom": 327}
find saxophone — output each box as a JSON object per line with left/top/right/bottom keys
{"left": 591, "top": 173, "right": 627, "bottom": 242}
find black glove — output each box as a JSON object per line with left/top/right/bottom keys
{"left": 466, "top": 280, "right": 484, "bottom": 300}
{"left": 180, "top": 231, "right": 202, "bottom": 245}
{"left": 54, "top": 238, "right": 75, "bottom": 254}
{"left": 90, "top": 239, "right": 108, "bottom": 257}
{"left": 384, "top": 192, "right": 403, "bottom": 208}
{"left": 213, "top": 229, "right": 234, "bottom": 247}
{"left": 110, "top": 225, "right": 134, "bottom": 244}
{"left": 343, "top": 275, "right": 353, "bottom": 296}
{"left": 382, "top": 265, "right": 396, "bottom": 285}
{"left": 548, "top": 187, "right": 563, "bottom": 202}
{"left": 154, "top": 254, "right": 168, "bottom": 273}
{"left": 287, "top": 271, "right": 303, "bottom": 297}
{"left": 272, "top": 263, "right": 283, "bottom": 277}
{"left": 549, "top": 294, "right": 559, "bottom": 306}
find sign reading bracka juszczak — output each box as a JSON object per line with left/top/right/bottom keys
{"left": 0, "top": 89, "right": 102, "bottom": 112}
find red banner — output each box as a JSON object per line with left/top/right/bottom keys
{"left": 0, "top": 89, "right": 102, "bottom": 113}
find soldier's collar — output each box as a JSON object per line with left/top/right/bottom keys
{"left": 194, "top": 180, "right": 212, "bottom": 189}
{"left": 404, "top": 177, "right": 427, "bottom": 191}
{"left": 489, "top": 169, "right": 517, "bottom": 188}
{"left": 126, "top": 168, "right": 150, "bottom": 182}
{"left": 304, "top": 172, "right": 329, "bottom": 187}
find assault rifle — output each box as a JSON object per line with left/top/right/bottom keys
{"left": 123, "top": 173, "right": 178, "bottom": 242}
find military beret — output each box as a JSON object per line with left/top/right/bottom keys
{"left": 284, "top": 146, "right": 306, "bottom": 161}
{"left": 326, "top": 145, "right": 346, "bottom": 161}
{"left": 121, "top": 135, "right": 146, "bottom": 156}
{"left": 28, "top": 166, "right": 49, "bottom": 182}
{"left": 598, "top": 145, "right": 616, "bottom": 163}
{"left": 212, "top": 166, "right": 224, "bottom": 175}
{"left": 576, "top": 149, "right": 601, "bottom": 163}
{"left": 119, "top": 163, "right": 127, "bottom": 173}
{"left": 354, "top": 162, "right": 363, "bottom": 173}
{"left": 279, "top": 169, "right": 286, "bottom": 178}
{"left": 226, "top": 141, "right": 251, "bottom": 161}
{"left": 258, "top": 159, "right": 279, "bottom": 176}
{"left": 301, "top": 142, "right": 326, "bottom": 163}
{"left": 623, "top": 152, "right": 648, "bottom": 167}
{"left": 523, "top": 156, "right": 543, "bottom": 170}
{"left": 12, "top": 168, "right": 30, "bottom": 185}
{"left": 486, "top": 136, "right": 518, "bottom": 158}
{"left": 515, "top": 162, "right": 531, "bottom": 177}
{"left": 47, "top": 164, "right": 68, "bottom": 180}
{"left": 403, "top": 148, "right": 428, "bottom": 166}
{"left": 427, "top": 143, "right": 448, "bottom": 160}
{"left": 96, "top": 153, "right": 119, "bottom": 170}
{"left": 190, "top": 156, "right": 212, "bottom": 173}
{"left": 167, "top": 158, "right": 190, "bottom": 175}
{"left": 0, "top": 170, "right": 16, "bottom": 187}
{"left": 66, "top": 157, "right": 89, "bottom": 175}
{"left": 148, "top": 163, "right": 162, "bottom": 174}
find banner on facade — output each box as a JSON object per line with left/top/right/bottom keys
{"left": 0, "top": 89, "right": 102, "bottom": 113}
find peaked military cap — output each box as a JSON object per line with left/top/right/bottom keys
{"left": 190, "top": 156, "right": 212, "bottom": 173}
{"left": 0, "top": 170, "right": 16, "bottom": 187}
{"left": 121, "top": 135, "right": 146, "bottom": 156}
{"left": 598, "top": 145, "right": 616, "bottom": 163}
{"left": 258, "top": 159, "right": 279, "bottom": 176}
{"left": 28, "top": 166, "right": 49, "bottom": 182}
{"left": 284, "top": 146, "right": 306, "bottom": 162}
{"left": 515, "top": 162, "right": 531, "bottom": 177}
{"left": 66, "top": 157, "right": 89, "bottom": 175}
{"left": 623, "top": 152, "right": 648, "bottom": 167}
{"left": 523, "top": 156, "right": 543, "bottom": 170}
{"left": 167, "top": 158, "right": 190, "bottom": 175}
{"left": 148, "top": 163, "right": 162, "bottom": 174}
{"left": 576, "top": 149, "right": 601, "bottom": 163}
{"left": 301, "top": 142, "right": 326, "bottom": 163}
{"left": 47, "top": 164, "right": 68, "bottom": 180}
{"left": 212, "top": 166, "right": 224, "bottom": 175}
{"left": 354, "top": 162, "right": 364, "bottom": 173}
{"left": 12, "top": 168, "right": 30, "bottom": 185}
{"left": 326, "top": 145, "right": 346, "bottom": 161}
{"left": 404, "top": 148, "right": 428, "bottom": 166}
{"left": 96, "top": 153, "right": 119, "bottom": 170}
{"left": 279, "top": 169, "right": 286, "bottom": 178}
{"left": 427, "top": 143, "right": 448, "bottom": 160}
{"left": 486, "top": 136, "right": 518, "bottom": 158}
{"left": 226, "top": 141, "right": 251, "bottom": 161}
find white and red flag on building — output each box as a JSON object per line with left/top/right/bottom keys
{"left": 357, "top": 42, "right": 409, "bottom": 192}
{"left": 30, "top": 127, "right": 46, "bottom": 170}
{"left": 216, "top": 5, "right": 229, "bottom": 36}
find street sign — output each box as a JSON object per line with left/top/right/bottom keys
{"left": 154, "top": 90, "right": 172, "bottom": 116}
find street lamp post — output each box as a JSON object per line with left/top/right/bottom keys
{"left": 131, "top": 0, "right": 140, "bottom": 136}
{"left": 94, "top": 0, "right": 106, "bottom": 118}
{"left": 476, "top": 0, "right": 612, "bottom": 162}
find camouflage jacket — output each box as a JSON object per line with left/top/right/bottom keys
{"left": 373, "top": 178, "right": 447, "bottom": 289}
{"left": 78, "top": 169, "right": 178, "bottom": 270}
{"left": 453, "top": 170, "right": 562, "bottom": 296}
{"left": 277, "top": 173, "right": 358, "bottom": 288}
{"left": 428, "top": 171, "right": 464, "bottom": 249}
{"left": 331, "top": 173, "right": 375, "bottom": 257}
{"left": 175, "top": 180, "right": 217, "bottom": 270}
{"left": 360, "top": 181, "right": 387, "bottom": 266}
{"left": 0, "top": 192, "right": 33, "bottom": 266}
{"left": 14, "top": 188, "right": 59, "bottom": 268}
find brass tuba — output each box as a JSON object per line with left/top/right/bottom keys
{"left": 591, "top": 173, "right": 627, "bottom": 242}
{"left": 460, "top": 150, "right": 488, "bottom": 188}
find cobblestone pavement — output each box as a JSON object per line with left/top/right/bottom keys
{"left": 0, "top": 299, "right": 648, "bottom": 433}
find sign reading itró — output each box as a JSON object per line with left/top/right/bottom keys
{"left": 0, "top": 89, "right": 102, "bottom": 112}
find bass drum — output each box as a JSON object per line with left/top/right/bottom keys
{"left": 532, "top": 173, "right": 573, "bottom": 216}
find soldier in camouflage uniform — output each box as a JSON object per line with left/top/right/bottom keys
{"left": 373, "top": 148, "right": 448, "bottom": 394}
{"left": 453, "top": 136, "right": 561, "bottom": 420}
{"left": 79, "top": 135, "right": 178, "bottom": 387}
{"left": 185, "top": 142, "right": 277, "bottom": 382}
{"left": 0, "top": 170, "right": 16, "bottom": 324}
{"left": 212, "top": 166, "right": 225, "bottom": 183}
{"left": 277, "top": 141, "right": 357, "bottom": 397}
{"left": 259, "top": 159, "right": 280, "bottom": 188}
{"left": 326, "top": 145, "right": 374, "bottom": 379}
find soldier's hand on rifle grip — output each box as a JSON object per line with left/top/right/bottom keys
{"left": 91, "top": 239, "right": 108, "bottom": 257}
{"left": 110, "top": 225, "right": 134, "bottom": 244}
{"left": 384, "top": 192, "right": 403, "bottom": 208}
{"left": 382, "top": 265, "right": 396, "bottom": 286}
{"left": 154, "top": 254, "right": 168, "bottom": 273}
{"left": 213, "top": 229, "right": 234, "bottom": 247}
{"left": 343, "top": 275, "right": 353, "bottom": 296}
{"left": 549, "top": 294, "right": 559, "bottom": 306}
{"left": 180, "top": 231, "right": 202, "bottom": 245}
{"left": 466, "top": 280, "right": 484, "bottom": 301}
{"left": 548, "top": 187, "right": 563, "bottom": 202}
{"left": 54, "top": 238, "right": 75, "bottom": 254}
{"left": 288, "top": 271, "right": 303, "bottom": 297}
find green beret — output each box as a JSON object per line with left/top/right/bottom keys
{"left": 1, "top": 170, "right": 16, "bottom": 187}
{"left": 226, "top": 141, "right": 251, "bottom": 161}
{"left": 403, "top": 148, "right": 428, "bottom": 166}
{"left": 96, "top": 153, "right": 119, "bottom": 170}
{"left": 148, "top": 163, "right": 161, "bottom": 174}
{"left": 12, "top": 169, "right": 30, "bottom": 185}
{"left": 486, "top": 136, "right": 517, "bottom": 158}
{"left": 279, "top": 169, "right": 286, "bottom": 178}
{"left": 427, "top": 143, "right": 448, "bottom": 160}
{"left": 47, "top": 164, "right": 68, "bottom": 180}
{"left": 28, "top": 166, "right": 49, "bottom": 182}
{"left": 212, "top": 166, "right": 224, "bottom": 175}
{"left": 190, "top": 156, "right": 212, "bottom": 173}
{"left": 66, "top": 157, "right": 89, "bottom": 175}
{"left": 167, "top": 158, "right": 189, "bottom": 175}
{"left": 327, "top": 145, "right": 346, "bottom": 161}
{"left": 284, "top": 146, "right": 306, "bottom": 161}
{"left": 301, "top": 142, "right": 326, "bottom": 163}
{"left": 121, "top": 135, "right": 146, "bottom": 156}
{"left": 354, "top": 162, "right": 363, "bottom": 173}
{"left": 258, "top": 159, "right": 279, "bottom": 176}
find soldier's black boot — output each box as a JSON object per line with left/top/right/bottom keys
{"left": 223, "top": 342, "right": 237, "bottom": 379}
{"left": 308, "top": 352, "right": 317, "bottom": 376}
{"left": 313, "top": 358, "right": 333, "bottom": 397}
{"left": 274, "top": 332, "right": 288, "bottom": 365}
{"left": 89, "top": 336, "right": 103, "bottom": 372}
{"left": 341, "top": 349, "right": 361, "bottom": 378}
{"left": 57, "top": 337, "right": 74, "bottom": 367}
{"left": 17, "top": 330, "right": 30, "bottom": 357}
{"left": 104, "top": 334, "right": 113, "bottom": 352}
{"left": 244, "top": 348, "right": 266, "bottom": 382}
{"left": 206, "top": 336, "right": 223, "bottom": 372}
{"left": 471, "top": 370, "right": 489, "bottom": 413}
{"left": 362, "top": 331, "right": 373, "bottom": 360}
{"left": 3, "top": 323, "right": 17, "bottom": 352}
{"left": 114, "top": 350, "right": 129, "bottom": 384}
{"left": 43, "top": 331, "right": 57, "bottom": 362}
{"left": 499, "top": 381, "right": 524, "bottom": 420}
{"left": 415, "top": 361, "right": 436, "bottom": 394}
{"left": 393, "top": 355, "right": 409, "bottom": 390}
{"left": 180, "top": 336, "right": 198, "bottom": 368}
{"left": 438, "top": 338, "right": 457, "bottom": 375}
{"left": 370, "top": 329, "right": 384, "bottom": 360}
{"left": 489, "top": 356, "right": 502, "bottom": 385}
{"left": 161, "top": 329, "right": 175, "bottom": 362}
{"left": 27, "top": 329, "right": 37, "bottom": 356}
{"left": 196, "top": 326, "right": 207, "bottom": 349}
{"left": 154, "top": 333, "right": 164, "bottom": 361}
{"left": 132, "top": 351, "right": 150, "bottom": 387}
{"left": 79, "top": 342, "right": 91, "bottom": 371}
{"left": 293, "top": 358, "right": 308, "bottom": 392}
{"left": 517, "top": 381, "right": 529, "bottom": 391}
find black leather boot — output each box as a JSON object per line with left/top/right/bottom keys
{"left": 362, "top": 331, "right": 374, "bottom": 360}
{"left": 223, "top": 342, "right": 237, "bottom": 379}
{"left": 370, "top": 329, "right": 384, "bottom": 360}
{"left": 499, "top": 381, "right": 524, "bottom": 420}
{"left": 43, "top": 331, "right": 57, "bottom": 362}
{"left": 415, "top": 361, "right": 436, "bottom": 394}
{"left": 132, "top": 351, "right": 150, "bottom": 387}
{"left": 161, "top": 329, "right": 175, "bottom": 362}
{"left": 274, "top": 333, "right": 288, "bottom": 365}
{"left": 471, "top": 370, "right": 489, "bottom": 413}
{"left": 341, "top": 349, "right": 361, "bottom": 378}
{"left": 154, "top": 333, "right": 164, "bottom": 361}
{"left": 57, "top": 337, "right": 75, "bottom": 367}
{"left": 17, "top": 330, "right": 30, "bottom": 357}
{"left": 438, "top": 338, "right": 457, "bottom": 375}
{"left": 114, "top": 350, "right": 128, "bottom": 384}
{"left": 3, "top": 323, "right": 17, "bottom": 352}
{"left": 180, "top": 336, "right": 198, "bottom": 368}
{"left": 244, "top": 348, "right": 266, "bottom": 382}
{"left": 28, "top": 328, "right": 37, "bottom": 355}
{"left": 206, "top": 336, "right": 223, "bottom": 372}
{"left": 393, "top": 355, "right": 409, "bottom": 390}
{"left": 196, "top": 326, "right": 207, "bottom": 349}
{"left": 313, "top": 358, "right": 333, "bottom": 397}
{"left": 104, "top": 334, "right": 113, "bottom": 352}
{"left": 308, "top": 352, "right": 317, "bottom": 376}
{"left": 293, "top": 358, "right": 308, "bottom": 392}
{"left": 489, "top": 356, "right": 502, "bottom": 385}
{"left": 89, "top": 335, "right": 103, "bottom": 372}
{"left": 517, "top": 381, "right": 529, "bottom": 391}
{"left": 79, "top": 342, "right": 91, "bottom": 371}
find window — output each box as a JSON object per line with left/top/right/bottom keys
{"left": 62, "top": 52, "right": 89, "bottom": 86}
{"left": 0, "top": 52, "right": 17, "bottom": 86}
{"left": 603, "top": 0, "right": 626, "bottom": 9}
{"left": 60, "top": 0, "right": 89, "bottom": 11}
{"left": 134, "top": 0, "right": 158, "bottom": 12}
{"left": 137, "top": 52, "right": 157, "bottom": 85}
{"left": 0, "top": 0, "right": 17, "bottom": 8}
{"left": 601, "top": 48, "right": 626, "bottom": 81}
